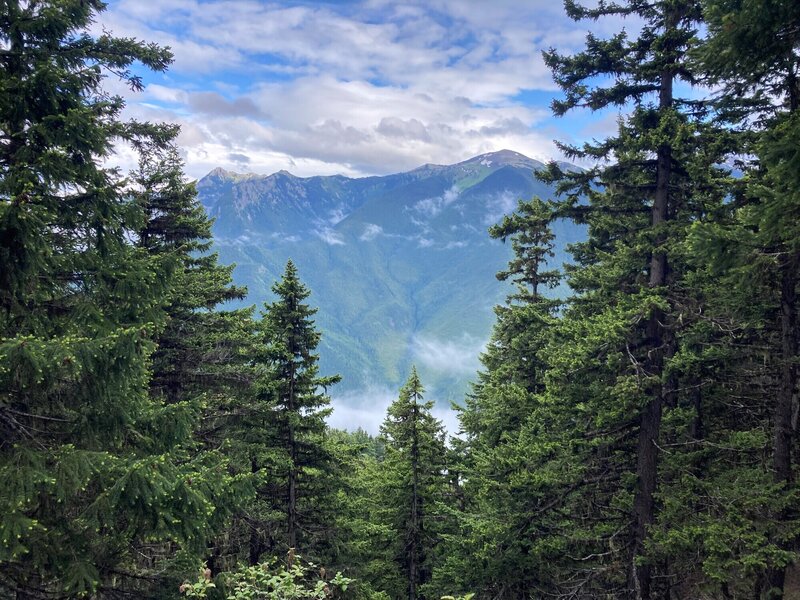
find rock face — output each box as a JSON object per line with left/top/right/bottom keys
{"left": 197, "top": 150, "right": 582, "bottom": 406}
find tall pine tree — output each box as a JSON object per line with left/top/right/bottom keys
{"left": 134, "top": 143, "right": 253, "bottom": 409}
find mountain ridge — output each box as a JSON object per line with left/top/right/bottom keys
{"left": 196, "top": 149, "right": 583, "bottom": 413}
{"left": 201, "top": 148, "right": 543, "bottom": 182}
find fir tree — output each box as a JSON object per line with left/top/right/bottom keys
{"left": 462, "top": 197, "right": 561, "bottom": 444}
{"left": 451, "top": 197, "right": 562, "bottom": 597}
{"left": 132, "top": 143, "right": 257, "bottom": 582}
{"left": 0, "top": 1, "right": 227, "bottom": 597}
{"left": 534, "top": 0, "right": 736, "bottom": 595}
{"left": 683, "top": 2, "right": 800, "bottom": 595}
{"left": 245, "top": 260, "right": 341, "bottom": 564}
{"left": 379, "top": 368, "right": 447, "bottom": 600}
{"left": 134, "top": 143, "right": 253, "bottom": 407}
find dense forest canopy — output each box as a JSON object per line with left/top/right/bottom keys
{"left": 1, "top": 0, "right": 799, "bottom": 599}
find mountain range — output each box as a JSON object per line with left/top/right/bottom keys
{"left": 196, "top": 149, "right": 582, "bottom": 428}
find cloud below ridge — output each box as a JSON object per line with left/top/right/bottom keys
{"left": 328, "top": 383, "right": 461, "bottom": 437}
{"left": 412, "top": 333, "right": 485, "bottom": 377}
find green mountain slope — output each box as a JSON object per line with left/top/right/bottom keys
{"left": 197, "top": 150, "right": 582, "bottom": 413}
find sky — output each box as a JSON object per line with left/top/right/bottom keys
{"left": 97, "top": 0, "right": 629, "bottom": 180}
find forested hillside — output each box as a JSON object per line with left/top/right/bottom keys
{"left": 194, "top": 150, "right": 583, "bottom": 402}
{"left": 1, "top": 0, "right": 799, "bottom": 599}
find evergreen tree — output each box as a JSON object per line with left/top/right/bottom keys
{"left": 378, "top": 369, "right": 447, "bottom": 600}
{"left": 526, "top": 0, "right": 736, "bottom": 595}
{"left": 448, "top": 198, "right": 561, "bottom": 597}
{"left": 327, "top": 428, "right": 396, "bottom": 599}
{"left": 0, "top": 1, "right": 227, "bottom": 596}
{"left": 244, "top": 260, "right": 342, "bottom": 564}
{"left": 134, "top": 143, "right": 253, "bottom": 408}
{"left": 132, "top": 143, "right": 257, "bottom": 583}
{"left": 461, "top": 197, "right": 560, "bottom": 444}
{"left": 679, "top": 2, "right": 800, "bottom": 595}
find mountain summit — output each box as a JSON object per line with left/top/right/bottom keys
{"left": 197, "top": 150, "right": 581, "bottom": 408}
{"left": 461, "top": 148, "right": 540, "bottom": 167}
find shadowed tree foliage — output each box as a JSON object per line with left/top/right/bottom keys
{"left": 0, "top": 1, "right": 238, "bottom": 597}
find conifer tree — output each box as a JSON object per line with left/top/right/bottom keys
{"left": 0, "top": 1, "right": 228, "bottom": 597}
{"left": 134, "top": 143, "right": 253, "bottom": 407}
{"left": 684, "top": 2, "right": 800, "bottom": 595}
{"left": 533, "top": 0, "right": 736, "bottom": 595}
{"left": 451, "top": 198, "right": 561, "bottom": 597}
{"left": 245, "top": 260, "right": 341, "bottom": 564}
{"left": 378, "top": 369, "right": 447, "bottom": 600}
{"left": 461, "top": 197, "right": 560, "bottom": 444}
{"left": 132, "top": 143, "right": 257, "bottom": 581}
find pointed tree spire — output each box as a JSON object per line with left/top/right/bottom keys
{"left": 381, "top": 368, "right": 447, "bottom": 600}
{"left": 246, "top": 260, "right": 341, "bottom": 562}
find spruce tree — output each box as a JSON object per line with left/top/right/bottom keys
{"left": 533, "top": 0, "right": 736, "bottom": 595}
{"left": 449, "top": 198, "right": 561, "bottom": 597}
{"left": 686, "top": 2, "right": 800, "bottom": 595}
{"left": 0, "top": 2, "right": 233, "bottom": 596}
{"left": 134, "top": 143, "right": 253, "bottom": 407}
{"left": 132, "top": 143, "right": 257, "bottom": 582}
{"left": 245, "top": 260, "right": 341, "bottom": 563}
{"left": 462, "top": 197, "right": 560, "bottom": 444}
{"left": 379, "top": 368, "right": 447, "bottom": 600}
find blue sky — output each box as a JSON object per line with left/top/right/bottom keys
{"left": 98, "top": 0, "right": 628, "bottom": 179}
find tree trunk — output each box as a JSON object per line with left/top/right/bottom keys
{"left": 288, "top": 366, "right": 298, "bottom": 551}
{"left": 288, "top": 462, "right": 297, "bottom": 550}
{"left": 249, "top": 457, "right": 263, "bottom": 565}
{"left": 409, "top": 397, "right": 420, "bottom": 600}
{"left": 689, "top": 385, "right": 703, "bottom": 443}
{"left": 767, "top": 252, "right": 799, "bottom": 598}
{"left": 766, "top": 66, "right": 800, "bottom": 600}
{"left": 632, "top": 365, "right": 664, "bottom": 600}
{"left": 774, "top": 254, "right": 797, "bottom": 487}
{"left": 632, "top": 53, "right": 674, "bottom": 599}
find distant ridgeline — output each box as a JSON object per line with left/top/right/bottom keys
{"left": 197, "top": 150, "right": 583, "bottom": 403}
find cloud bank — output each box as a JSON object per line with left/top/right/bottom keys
{"left": 328, "top": 383, "right": 461, "bottom": 438}
{"left": 96, "top": 0, "right": 631, "bottom": 178}
{"left": 412, "top": 333, "right": 485, "bottom": 377}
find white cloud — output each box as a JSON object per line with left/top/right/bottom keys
{"left": 414, "top": 197, "right": 442, "bottom": 218}
{"left": 328, "top": 207, "right": 348, "bottom": 225}
{"left": 115, "top": 75, "right": 554, "bottom": 178}
{"left": 328, "top": 384, "right": 396, "bottom": 434}
{"left": 314, "top": 227, "right": 346, "bottom": 245}
{"left": 328, "top": 382, "right": 461, "bottom": 437}
{"left": 484, "top": 190, "right": 519, "bottom": 225}
{"left": 412, "top": 333, "right": 485, "bottom": 376}
{"left": 270, "top": 232, "right": 301, "bottom": 243}
{"left": 442, "top": 186, "right": 459, "bottom": 204}
{"left": 413, "top": 184, "right": 461, "bottom": 217}
{"left": 360, "top": 223, "right": 384, "bottom": 241}
{"left": 95, "top": 0, "right": 599, "bottom": 178}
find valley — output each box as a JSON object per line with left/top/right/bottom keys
{"left": 197, "top": 149, "right": 582, "bottom": 422}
